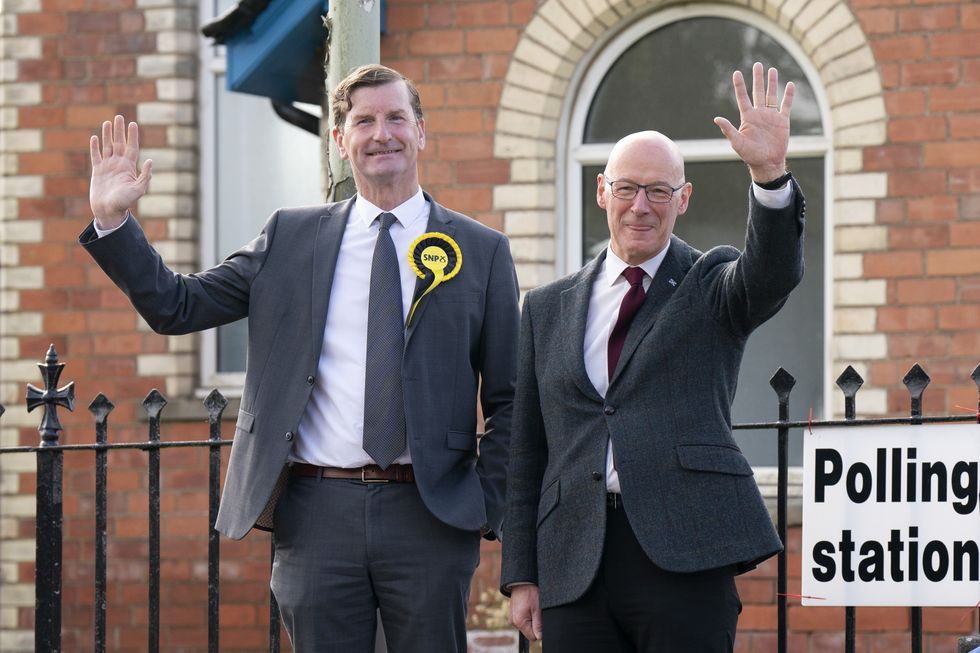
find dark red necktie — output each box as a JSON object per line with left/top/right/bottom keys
{"left": 607, "top": 267, "right": 646, "bottom": 381}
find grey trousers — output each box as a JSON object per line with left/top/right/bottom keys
{"left": 270, "top": 476, "right": 481, "bottom": 653}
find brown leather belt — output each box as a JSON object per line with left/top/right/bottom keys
{"left": 290, "top": 462, "right": 415, "bottom": 483}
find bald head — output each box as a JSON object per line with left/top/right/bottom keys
{"left": 605, "top": 131, "right": 686, "bottom": 183}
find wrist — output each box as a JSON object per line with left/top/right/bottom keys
{"left": 754, "top": 171, "right": 793, "bottom": 191}
{"left": 93, "top": 209, "right": 128, "bottom": 231}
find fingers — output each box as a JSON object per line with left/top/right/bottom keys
{"left": 112, "top": 114, "right": 126, "bottom": 154}
{"left": 514, "top": 610, "right": 542, "bottom": 641}
{"left": 781, "top": 80, "right": 796, "bottom": 115}
{"left": 126, "top": 120, "right": 140, "bottom": 162}
{"left": 89, "top": 135, "right": 102, "bottom": 167}
{"left": 765, "top": 66, "right": 778, "bottom": 108}
{"left": 731, "top": 70, "right": 751, "bottom": 117}
{"left": 94, "top": 115, "right": 143, "bottom": 165}
{"left": 101, "top": 120, "right": 112, "bottom": 159}
{"left": 751, "top": 61, "right": 765, "bottom": 109}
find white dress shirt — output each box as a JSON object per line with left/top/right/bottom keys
{"left": 583, "top": 181, "right": 793, "bottom": 493}
{"left": 294, "top": 189, "right": 429, "bottom": 467}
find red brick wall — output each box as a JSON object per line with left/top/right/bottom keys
{"left": 858, "top": 0, "right": 980, "bottom": 415}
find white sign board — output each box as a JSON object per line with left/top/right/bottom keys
{"left": 802, "top": 423, "right": 980, "bottom": 606}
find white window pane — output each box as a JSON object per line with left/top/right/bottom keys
{"left": 215, "top": 78, "right": 322, "bottom": 372}
{"left": 584, "top": 17, "right": 822, "bottom": 143}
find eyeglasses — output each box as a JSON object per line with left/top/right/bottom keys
{"left": 603, "top": 178, "right": 685, "bottom": 203}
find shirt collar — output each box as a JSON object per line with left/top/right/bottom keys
{"left": 354, "top": 188, "right": 426, "bottom": 229}
{"left": 602, "top": 241, "right": 671, "bottom": 287}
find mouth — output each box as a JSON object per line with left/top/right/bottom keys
{"left": 368, "top": 148, "right": 401, "bottom": 157}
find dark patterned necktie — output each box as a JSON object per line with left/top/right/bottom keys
{"left": 607, "top": 267, "right": 646, "bottom": 381}
{"left": 363, "top": 212, "right": 406, "bottom": 469}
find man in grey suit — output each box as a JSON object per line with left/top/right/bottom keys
{"left": 82, "top": 65, "right": 519, "bottom": 653}
{"left": 501, "top": 63, "right": 804, "bottom": 652}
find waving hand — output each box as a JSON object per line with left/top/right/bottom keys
{"left": 713, "top": 62, "right": 795, "bottom": 184}
{"left": 89, "top": 115, "right": 153, "bottom": 230}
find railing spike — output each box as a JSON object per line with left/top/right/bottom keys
{"left": 836, "top": 365, "right": 864, "bottom": 398}
{"left": 88, "top": 394, "right": 115, "bottom": 426}
{"left": 142, "top": 389, "right": 167, "bottom": 420}
{"left": 203, "top": 389, "right": 228, "bottom": 422}
{"left": 902, "top": 363, "right": 930, "bottom": 398}
{"left": 769, "top": 367, "right": 796, "bottom": 403}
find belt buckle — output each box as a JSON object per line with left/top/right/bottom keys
{"left": 361, "top": 466, "right": 389, "bottom": 483}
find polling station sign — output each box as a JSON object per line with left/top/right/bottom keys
{"left": 802, "top": 423, "right": 980, "bottom": 606}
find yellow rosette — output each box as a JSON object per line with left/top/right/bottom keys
{"left": 407, "top": 232, "right": 462, "bottom": 325}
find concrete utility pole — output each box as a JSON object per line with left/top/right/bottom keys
{"left": 322, "top": 0, "right": 381, "bottom": 202}
{"left": 322, "top": 9, "right": 388, "bottom": 652}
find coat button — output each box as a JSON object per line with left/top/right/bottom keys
{"left": 591, "top": 471, "right": 602, "bottom": 481}
{"left": 603, "top": 405, "right": 616, "bottom": 415}
{"left": 284, "top": 431, "right": 294, "bottom": 441}
{"left": 307, "top": 375, "right": 315, "bottom": 385}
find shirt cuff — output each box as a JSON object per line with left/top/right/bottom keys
{"left": 92, "top": 213, "right": 130, "bottom": 238}
{"left": 505, "top": 581, "right": 536, "bottom": 590}
{"left": 751, "top": 180, "right": 793, "bottom": 210}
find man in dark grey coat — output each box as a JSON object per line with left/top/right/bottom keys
{"left": 502, "top": 63, "right": 804, "bottom": 652}
{"left": 82, "top": 65, "right": 519, "bottom": 653}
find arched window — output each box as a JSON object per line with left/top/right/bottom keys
{"left": 564, "top": 7, "right": 829, "bottom": 465}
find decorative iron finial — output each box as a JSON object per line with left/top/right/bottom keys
{"left": 903, "top": 363, "right": 930, "bottom": 422}
{"left": 769, "top": 368, "right": 796, "bottom": 404}
{"left": 25, "top": 344, "right": 75, "bottom": 446}
{"left": 203, "top": 389, "right": 228, "bottom": 423}
{"left": 835, "top": 365, "right": 864, "bottom": 398}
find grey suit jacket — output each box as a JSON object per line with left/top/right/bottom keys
{"left": 500, "top": 182, "right": 805, "bottom": 609}
{"left": 81, "top": 194, "right": 520, "bottom": 540}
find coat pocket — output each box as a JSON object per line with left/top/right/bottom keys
{"left": 236, "top": 409, "right": 255, "bottom": 433}
{"left": 536, "top": 478, "right": 560, "bottom": 527}
{"left": 675, "top": 444, "right": 753, "bottom": 476}
{"left": 446, "top": 430, "right": 477, "bottom": 451}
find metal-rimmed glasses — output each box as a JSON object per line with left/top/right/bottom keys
{"left": 603, "top": 177, "right": 685, "bottom": 203}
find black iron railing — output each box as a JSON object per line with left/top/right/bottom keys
{"left": 2, "top": 345, "right": 979, "bottom": 653}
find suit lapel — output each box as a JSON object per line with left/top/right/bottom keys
{"left": 610, "top": 237, "right": 693, "bottom": 385}
{"left": 404, "top": 194, "right": 456, "bottom": 347}
{"left": 311, "top": 198, "right": 353, "bottom": 341}
{"left": 560, "top": 252, "right": 605, "bottom": 402}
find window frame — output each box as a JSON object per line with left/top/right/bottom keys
{"left": 198, "top": 1, "right": 238, "bottom": 392}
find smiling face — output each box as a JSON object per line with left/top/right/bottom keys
{"left": 597, "top": 131, "right": 693, "bottom": 265}
{"left": 332, "top": 80, "right": 426, "bottom": 209}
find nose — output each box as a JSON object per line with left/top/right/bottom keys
{"left": 371, "top": 118, "right": 391, "bottom": 141}
{"left": 630, "top": 191, "right": 652, "bottom": 214}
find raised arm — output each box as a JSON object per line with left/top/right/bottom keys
{"left": 89, "top": 114, "right": 153, "bottom": 230}
{"left": 713, "top": 62, "right": 795, "bottom": 184}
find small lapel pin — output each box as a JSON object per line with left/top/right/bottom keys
{"left": 668, "top": 278, "right": 677, "bottom": 287}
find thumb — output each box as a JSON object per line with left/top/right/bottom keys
{"left": 532, "top": 610, "right": 543, "bottom": 640}
{"left": 713, "top": 116, "right": 737, "bottom": 142}
{"left": 137, "top": 159, "right": 153, "bottom": 192}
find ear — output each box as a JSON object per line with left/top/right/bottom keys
{"left": 332, "top": 126, "right": 349, "bottom": 161}
{"left": 676, "top": 182, "right": 693, "bottom": 215}
{"left": 596, "top": 173, "right": 607, "bottom": 209}
{"left": 417, "top": 117, "right": 426, "bottom": 151}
